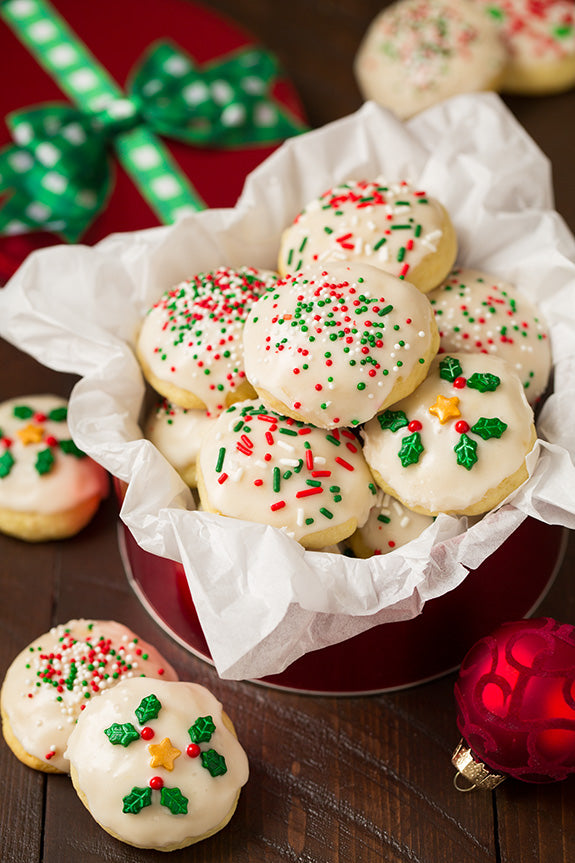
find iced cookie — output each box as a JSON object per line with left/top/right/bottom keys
{"left": 66, "top": 677, "right": 249, "bottom": 851}
{"left": 347, "top": 492, "right": 435, "bottom": 557}
{"left": 361, "top": 352, "right": 537, "bottom": 516}
{"left": 427, "top": 267, "right": 552, "bottom": 403}
{"left": 354, "top": 0, "right": 507, "bottom": 119}
{"left": 196, "top": 399, "right": 377, "bottom": 549}
{"left": 0, "top": 395, "right": 109, "bottom": 542}
{"left": 0, "top": 619, "right": 177, "bottom": 773}
{"left": 278, "top": 179, "right": 457, "bottom": 294}
{"left": 136, "top": 266, "right": 279, "bottom": 415}
{"left": 473, "top": 0, "right": 575, "bottom": 94}
{"left": 144, "top": 398, "right": 219, "bottom": 488}
{"left": 243, "top": 262, "right": 439, "bottom": 429}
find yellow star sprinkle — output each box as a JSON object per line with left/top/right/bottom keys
{"left": 428, "top": 394, "right": 461, "bottom": 424}
{"left": 147, "top": 737, "right": 181, "bottom": 771}
{"left": 17, "top": 423, "right": 44, "bottom": 445}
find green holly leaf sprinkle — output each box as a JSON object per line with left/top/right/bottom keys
{"left": 48, "top": 407, "right": 68, "bottom": 422}
{"left": 104, "top": 722, "right": 140, "bottom": 747}
{"left": 201, "top": 748, "right": 228, "bottom": 777}
{"left": 439, "top": 356, "right": 463, "bottom": 383}
{"left": 188, "top": 715, "right": 216, "bottom": 744}
{"left": 398, "top": 432, "right": 424, "bottom": 467}
{"left": 454, "top": 434, "right": 478, "bottom": 471}
{"left": 160, "top": 786, "right": 189, "bottom": 815}
{"left": 35, "top": 448, "right": 55, "bottom": 476}
{"left": 135, "top": 694, "right": 162, "bottom": 725}
{"left": 13, "top": 405, "right": 34, "bottom": 419}
{"left": 59, "top": 439, "right": 86, "bottom": 458}
{"left": 122, "top": 786, "right": 152, "bottom": 814}
{"left": 377, "top": 409, "right": 409, "bottom": 433}
{"left": 470, "top": 417, "right": 508, "bottom": 440}
{"left": 467, "top": 373, "right": 500, "bottom": 393}
{"left": 0, "top": 451, "right": 15, "bottom": 479}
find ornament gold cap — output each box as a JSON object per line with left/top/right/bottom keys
{"left": 451, "top": 739, "right": 507, "bottom": 792}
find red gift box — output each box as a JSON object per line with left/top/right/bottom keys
{"left": 0, "top": 0, "right": 306, "bottom": 281}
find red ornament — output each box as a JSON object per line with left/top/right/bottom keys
{"left": 452, "top": 617, "right": 575, "bottom": 789}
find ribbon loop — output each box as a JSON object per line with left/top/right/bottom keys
{"left": 91, "top": 97, "right": 144, "bottom": 139}
{"left": 0, "top": 0, "right": 306, "bottom": 241}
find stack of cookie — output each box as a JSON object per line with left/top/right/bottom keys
{"left": 135, "top": 177, "right": 551, "bottom": 557}
{"left": 355, "top": 0, "right": 575, "bottom": 120}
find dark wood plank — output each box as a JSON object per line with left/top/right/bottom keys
{"left": 1, "top": 1, "right": 575, "bottom": 861}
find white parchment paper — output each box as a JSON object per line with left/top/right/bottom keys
{"left": 1, "top": 94, "right": 575, "bottom": 680}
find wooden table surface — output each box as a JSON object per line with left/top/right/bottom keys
{"left": 1, "top": 1, "right": 575, "bottom": 861}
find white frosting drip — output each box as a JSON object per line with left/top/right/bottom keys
{"left": 428, "top": 267, "right": 552, "bottom": 403}
{"left": 355, "top": 491, "right": 434, "bottom": 553}
{"left": 65, "top": 677, "right": 249, "bottom": 849}
{"left": 278, "top": 179, "right": 451, "bottom": 284}
{"left": 144, "top": 400, "right": 218, "bottom": 472}
{"left": 361, "top": 352, "right": 535, "bottom": 514}
{"left": 1, "top": 620, "right": 178, "bottom": 772}
{"left": 136, "top": 267, "right": 278, "bottom": 413}
{"left": 243, "top": 262, "right": 438, "bottom": 429}
{"left": 0, "top": 395, "right": 108, "bottom": 514}
{"left": 198, "top": 399, "right": 376, "bottom": 544}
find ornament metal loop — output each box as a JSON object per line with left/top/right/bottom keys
{"left": 451, "top": 739, "right": 506, "bottom": 792}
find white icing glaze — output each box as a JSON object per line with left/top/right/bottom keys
{"left": 243, "top": 262, "right": 439, "bottom": 429}
{"left": 136, "top": 266, "right": 279, "bottom": 414}
{"left": 353, "top": 490, "right": 435, "bottom": 554}
{"left": 65, "top": 677, "right": 249, "bottom": 849}
{"left": 144, "top": 399, "right": 218, "bottom": 476}
{"left": 428, "top": 267, "right": 552, "bottom": 403}
{"left": 474, "top": 0, "right": 575, "bottom": 64}
{"left": 0, "top": 395, "right": 108, "bottom": 514}
{"left": 197, "top": 399, "right": 377, "bottom": 545}
{"left": 355, "top": 0, "right": 507, "bottom": 119}
{"left": 0, "top": 620, "right": 177, "bottom": 772}
{"left": 361, "top": 352, "right": 536, "bottom": 514}
{"left": 278, "top": 179, "right": 453, "bottom": 287}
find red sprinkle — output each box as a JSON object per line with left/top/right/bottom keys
{"left": 335, "top": 457, "right": 354, "bottom": 471}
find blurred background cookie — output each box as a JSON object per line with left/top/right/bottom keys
{"left": 0, "top": 395, "right": 109, "bottom": 541}
{"left": 354, "top": 0, "right": 507, "bottom": 119}
{"left": 472, "top": 0, "right": 575, "bottom": 94}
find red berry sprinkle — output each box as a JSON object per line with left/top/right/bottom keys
{"left": 149, "top": 776, "right": 164, "bottom": 790}
{"left": 453, "top": 377, "right": 467, "bottom": 389}
{"left": 187, "top": 743, "right": 201, "bottom": 758}
{"left": 140, "top": 726, "right": 155, "bottom": 741}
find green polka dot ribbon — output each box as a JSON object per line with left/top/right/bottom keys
{"left": 0, "top": 0, "right": 306, "bottom": 241}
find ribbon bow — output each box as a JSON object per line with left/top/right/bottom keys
{"left": 0, "top": 0, "right": 306, "bottom": 241}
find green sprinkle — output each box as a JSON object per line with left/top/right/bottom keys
{"left": 215, "top": 447, "right": 226, "bottom": 473}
